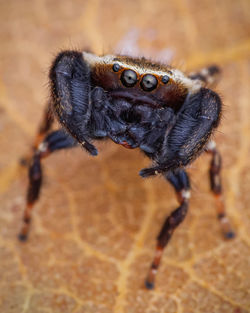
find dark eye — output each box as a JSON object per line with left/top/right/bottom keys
{"left": 113, "top": 63, "right": 120, "bottom": 72}
{"left": 140, "top": 74, "right": 158, "bottom": 91}
{"left": 121, "top": 69, "right": 137, "bottom": 87}
{"left": 162, "top": 75, "right": 169, "bottom": 84}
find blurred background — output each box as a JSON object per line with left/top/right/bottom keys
{"left": 0, "top": 0, "right": 250, "bottom": 312}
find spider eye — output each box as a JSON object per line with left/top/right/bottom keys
{"left": 121, "top": 69, "right": 137, "bottom": 87}
{"left": 113, "top": 63, "right": 120, "bottom": 72}
{"left": 141, "top": 74, "right": 158, "bottom": 91}
{"left": 162, "top": 75, "right": 169, "bottom": 84}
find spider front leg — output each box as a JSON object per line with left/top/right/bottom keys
{"left": 18, "top": 130, "right": 77, "bottom": 241}
{"left": 50, "top": 51, "right": 98, "bottom": 155}
{"left": 140, "top": 87, "right": 222, "bottom": 177}
{"left": 205, "top": 141, "right": 235, "bottom": 239}
{"left": 145, "top": 169, "right": 190, "bottom": 289}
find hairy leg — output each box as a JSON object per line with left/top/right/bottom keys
{"left": 140, "top": 88, "right": 222, "bottom": 177}
{"left": 145, "top": 169, "right": 190, "bottom": 289}
{"left": 34, "top": 102, "right": 54, "bottom": 148}
{"left": 18, "top": 130, "right": 77, "bottom": 241}
{"left": 188, "top": 65, "right": 221, "bottom": 87}
{"left": 20, "top": 102, "right": 54, "bottom": 166}
{"left": 205, "top": 141, "right": 235, "bottom": 239}
{"left": 50, "top": 51, "right": 97, "bottom": 155}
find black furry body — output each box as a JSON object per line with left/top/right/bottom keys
{"left": 50, "top": 51, "right": 221, "bottom": 177}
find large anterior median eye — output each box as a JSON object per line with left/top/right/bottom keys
{"left": 121, "top": 69, "right": 137, "bottom": 87}
{"left": 140, "top": 74, "right": 158, "bottom": 91}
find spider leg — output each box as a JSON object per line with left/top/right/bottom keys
{"left": 140, "top": 88, "right": 222, "bottom": 177}
{"left": 188, "top": 65, "right": 221, "bottom": 87}
{"left": 20, "top": 101, "right": 54, "bottom": 166}
{"left": 34, "top": 101, "right": 54, "bottom": 148}
{"left": 18, "top": 130, "right": 77, "bottom": 241}
{"left": 145, "top": 169, "right": 190, "bottom": 289}
{"left": 50, "top": 51, "right": 97, "bottom": 156}
{"left": 205, "top": 141, "right": 235, "bottom": 239}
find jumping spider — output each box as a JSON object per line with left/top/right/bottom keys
{"left": 19, "top": 50, "right": 235, "bottom": 289}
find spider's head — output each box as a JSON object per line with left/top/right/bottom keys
{"left": 83, "top": 52, "right": 196, "bottom": 111}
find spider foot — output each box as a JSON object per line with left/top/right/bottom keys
{"left": 145, "top": 279, "right": 155, "bottom": 290}
{"left": 224, "top": 230, "right": 236, "bottom": 240}
{"left": 18, "top": 233, "right": 28, "bottom": 242}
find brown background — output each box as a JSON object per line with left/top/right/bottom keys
{"left": 0, "top": 0, "right": 250, "bottom": 312}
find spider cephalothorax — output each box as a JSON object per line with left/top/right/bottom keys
{"left": 19, "top": 50, "right": 234, "bottom": 289}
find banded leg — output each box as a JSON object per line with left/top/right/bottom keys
{"left": 206, "top": 141, "right": 235, "bottom": 239}
{"left": 18, "top": 130, "right": 77, "bottom": 241}
{"left": 188, "top": 65, "right": 221, "bottom": 86}
{"left": 33, "top": 102, "right": 54, "bottom": 149}
{"left": 145, "top": 169, "right": 190, "bottom": 289}
{"left": 20, "top": 102, "right": 54, "bottom": 166}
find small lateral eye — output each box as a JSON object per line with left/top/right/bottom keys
{"left": 162, "top": 75, "right": 169, "bottom": 84}
{"left": 121, "top": 69, "right": 137, "bottom": 87}
{"left": 113, "top": 63, "right": 120, "bottom": 72}
{"left": 140, "top": 74, "right": 158, "bottom": 91}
